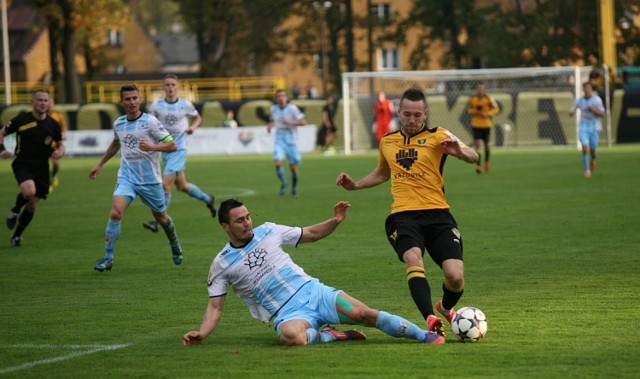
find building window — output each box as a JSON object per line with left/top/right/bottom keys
{"left": 370, "top": 3, "right": 392, "bottom": 23}
{"left": 378, "top": 48, "right": 399, "bottom": 71}
{"left": 107, "top": 29, "right": 123, "bottom": 47}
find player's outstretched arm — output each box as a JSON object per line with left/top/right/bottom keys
{"left": 300, "top": 201, "right": 351, "bottom": 244}
{"left": 183, "top": 296, "right": 226, "bottom": 346}
{"left": 441, "top": 139, "right": 479, "bottom": 164}
{"left": 336, "top": 167, "right": 389, "bottom": 191}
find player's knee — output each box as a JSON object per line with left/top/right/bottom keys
{"left": 109, "top": 209, "right": 123, "bottom": 221}
{"left": 445, "top": 276, "right": 464, "bottom": 292}
{"left": 402, "top": 248, "right": 423, "bottom": 266}
{"left": 278, "top": 330, "right": 306, "bottom": 346}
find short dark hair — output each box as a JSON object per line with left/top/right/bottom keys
{"left": 120, "top": 84, "right": 139, "bottom": 99}
{"left": 31, "top": 89, "right": 49, "bottom": 98}
{"left": 400, "top": 87, "right": 426, "bottom": 108}
{"left": 218, "top": 198, "right": 244, "bottom": 224}
{"left": 164, "top": 74, "right": 178, "bottom": 81}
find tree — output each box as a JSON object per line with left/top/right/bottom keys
{"left": 399, "top": 0, "right": 639, "bottom": 70}
{"left": 30, "top": 0, "right": 80, "bottom": 102}
{"left": 173, "top": 0, "right": 296, "bottom": 77}
{"left": 30, "top": 0, "right": 128, "bottom": 102}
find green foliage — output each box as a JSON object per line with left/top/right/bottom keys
{"left": 402, "top": 0, "right": 640, "bottom": 69}
{"left": 172, "top": 0, "right": 298, "bottom": 77}
{"left": 1, "top": 146, "right": 639, "bottom": 377}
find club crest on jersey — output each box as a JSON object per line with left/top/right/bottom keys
{"left": 395, "top": 148, "right": 418, "bottom": 170}
{"left": 123, "top": 134, "right": 138, "bottom": 149}
{"left": 245, "top": 248, "right": 267, "bottom": 270}
{"left": 417, "top": 138, "right": 427, "bottom": 145}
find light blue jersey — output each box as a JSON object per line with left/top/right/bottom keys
{"left": 113, "top": 113, "right": 171, "bottom": 185}
{"left": 149, "top": 98, "right": 199, "bottom": 150}
{"left": 570, "top": 94, "right": 605, "bottom": 133}
{"left": 270, "top": 103, "right": 305, "bottom": 146}
{"left": 207, "top": 222, "right": 312, "bottom": 322}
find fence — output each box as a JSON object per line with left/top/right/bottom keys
{"left": 83, "top": 76, "right": 287, "bottom": 103}
{"left": 0, "top": 83, "right": 56, "bottom": 104}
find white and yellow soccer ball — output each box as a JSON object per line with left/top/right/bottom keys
{"left": 451, "top": 306, "right": 488, "bottom": 342}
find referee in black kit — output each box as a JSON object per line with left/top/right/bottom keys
{"left": 0, "top": 89, "right": 64, "bottom": 247}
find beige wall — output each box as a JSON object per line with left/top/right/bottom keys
{"left": 103, "top": 19, "right": 163, "bottom": 73}
{"left": 22, "top": 31, "right": 50, "bottom": 82}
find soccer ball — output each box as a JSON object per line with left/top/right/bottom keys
{"left": 451, "top": 306, "right": 487, "bottom": 342}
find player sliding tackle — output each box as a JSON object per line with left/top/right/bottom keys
{"left": 183, "top": 200, "right": 445, "bottom": 346}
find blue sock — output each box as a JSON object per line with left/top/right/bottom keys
{"left": 376, "top": 311, "right": 427, "bottom": 342}
{"left": 582, "top": 153, "right": 589, "bottom": 172}
{"left": 291, "top": 173, "right": 298, "bottom": 189}
{"left": 160, "top": 216, "right": 181, "bottom": 252}
{"left": 276, "top": 167, "right": 286, "bottom": 184}
{"left": 187, "top": 183, "right": 209, "bottom": 203}
{"left": 164, "top": 193, "right": 172, "bottom": 208}
{"left": 306, "top": 328, "right": 322, "bottom": 345}
{"left": 104, "top": 219, "right": 121, "bottom": 259}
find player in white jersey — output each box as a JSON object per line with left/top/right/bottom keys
{"left": 570, "top": 82, "right": 605, "bottom": 178}
{"left": 182, "top": 199, "right": 445, "bottom": 346}
{"left": 267, "top": 89, "right": 306, "bottom": 197}
{"left": 143, "top": 74, "right": 216, "bottom": 233}
{"left": 89, "top": 85, "right": 184, "bottom": 272}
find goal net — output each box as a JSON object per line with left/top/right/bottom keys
{"left": 340, "top": 66, "right": 601, "bottom": 154}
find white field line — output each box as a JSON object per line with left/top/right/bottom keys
{"left": 0, "top": 343, "right": 132, "bottom": 375}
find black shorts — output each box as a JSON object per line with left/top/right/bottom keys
{"left": 472, "top": 127, "right": 491, "bottom": 143}
{"left": 384, "top": 209, "right": 463, "bottom": 267}
{"left": 12, "top": 159, "right": 50, "bottom": 199}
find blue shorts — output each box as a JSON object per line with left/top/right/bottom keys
{"left": 579, "top": 128, "right": 600, "bottom": 150}
{"left": 113, "top": 179, "right": 166, "bottom": 212}
{"left": 162, "top": 149, "right": 187, "bottom": 176}
{"left": 273, "top": 142, "right": 301, "bottom": 165}
{"left": 273, "top": 279, "right": 340, "bottom": 332}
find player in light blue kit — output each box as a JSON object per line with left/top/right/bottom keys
{"left": 89, "top": 85, "right": 183, "bottom": 272}
{"left": 182, "top": 199, "right": 445, "bottom": 346}
{"left": 143, "top": 74, "right": 216, "bottom": 232}
{"left": 267, "top": 89, "right": 306, "bottom": 197}
{"left": 569, "top": 82, "right": 605, "bottom": 178}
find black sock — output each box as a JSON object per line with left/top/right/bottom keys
{"left": 441, "top": 283, "right": 464, "bottom": 311}
{"left": 407, "top": 266, "right": 434, "bottom": 319}
{"left": 12, "top": 194, "right": 28, "bottom": 214}
{"left": 13, "top": 210, "right": 34, "bottom": 238}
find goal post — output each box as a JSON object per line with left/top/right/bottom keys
{"left": 340, "top": 66, "right": 607, "bottom": 154}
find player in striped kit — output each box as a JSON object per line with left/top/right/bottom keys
{"left": 267, "top": 89, "right": 306, "bottom": 197}
{"left": 90, "top": 85, "right": 183, "bottom": 272}
{"left": 143, "top": 74, "right": 216, "bottom": 233}
{"left": 182, "top": 199, "right": 445, "bottom": 346}
{"left": 569, "top": 82, "right": 605, "bottom": 178}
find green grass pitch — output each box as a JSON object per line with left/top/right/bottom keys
{"left": 1, "top": 145, "right": 639, "bottom": 378}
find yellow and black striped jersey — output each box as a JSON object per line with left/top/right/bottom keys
{"left": 378, "top": 127, "right": 467, "bottom": 214}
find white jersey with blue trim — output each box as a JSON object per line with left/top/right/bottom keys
{"left": 207, "top": 222, "right": 312, "bottom": 322}
{"left": 570, "top": 95, "right": 604, "bottom": 132}
{"left": 113, "top": 113, "right": 171, "bottom": 185}
{"left": 269, "top": 103, "right": 305, "bottom": 145}
{"left": 149, "top": 98, "right": 199, "bottom": 150}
